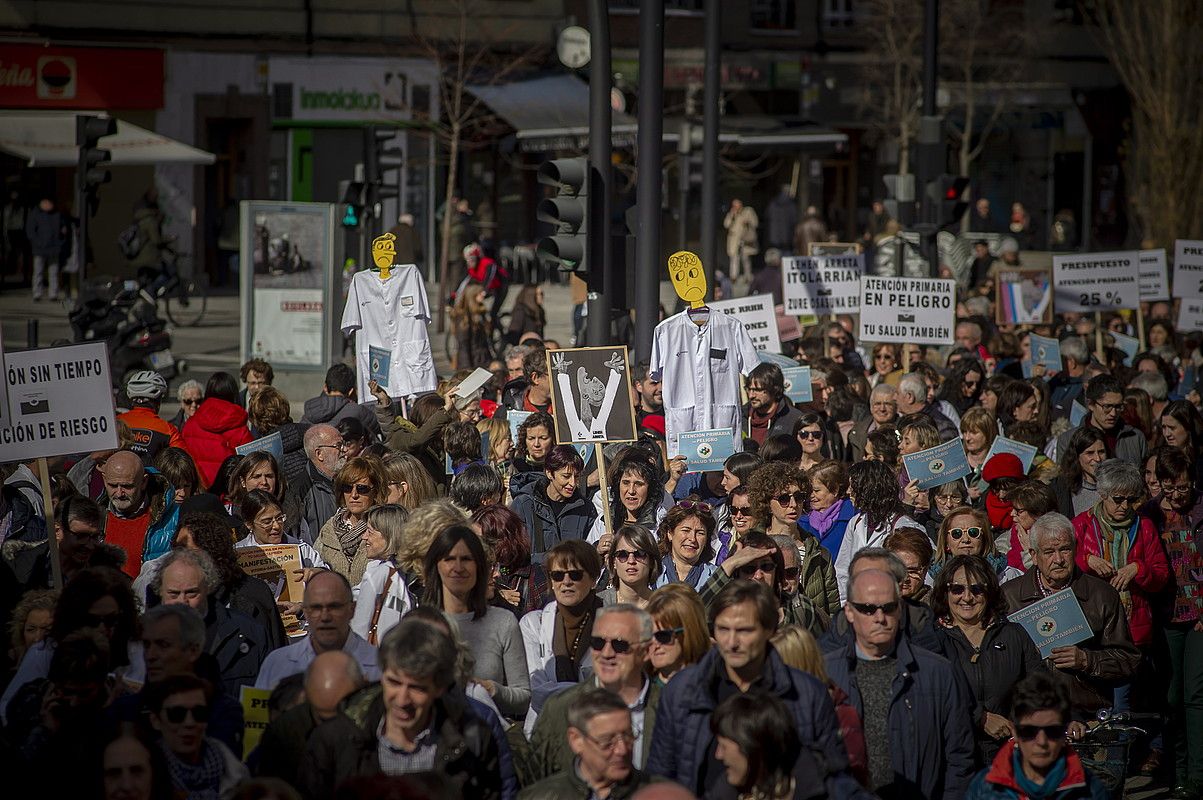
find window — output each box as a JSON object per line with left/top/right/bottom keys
{"left": 822, "top": 0, "right": 855, "bottom": 28}
{"left": 751, "top": 0, "right": 796, "bottom": 31}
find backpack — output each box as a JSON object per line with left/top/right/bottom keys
{"left": 117, "top": 222, "right": 144, "bottom": 259}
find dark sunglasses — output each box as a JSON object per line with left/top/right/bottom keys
{"left": 163, "top": 704, "right": 210, "bottom": 724}
{"left": 550, "top": 569, "right": 585, "bottom": 583}
{"left": 797, "top": 430, "right": 824, "bottom": 440}
{"left": 1109, "top": 494, "right": 1142, "bottom": 506}
{"left": 1015, "top": 724, "right": 1066, "bottom": 742}
{"left": 729, "top": 505, "right": 752, "bottom": 517}
{"left": 613, "top": 550, "right": 648, "bottom": 563}
{"left": 677, "top": 500, "right": 712, "bottom": 514}
{"left": 949, "top": 527, "right": 982, "bottom": 541}
{"left": 773, "top": 491, "right": 807, "bottom": 507}
{"left": 652, "top": 627, "right": 685, "bottom": 645}
{"left": 345, "top": 483, "right": 373, "bottom": 495}
{"left": 850, "top": 600, "right": 900, "bottom": 616}
{"left": 735, "top": 560, "right": 777, "bottom": 578}
{"left": 180, "top": 398, "right": 201, "bottom": 406}
{"left": 590, "top": 636, "right": 635, "bottom": 653}
{"left": 782, "top": 566, "right": 800, "bottom": 580}
{"left": 949, "top": 583, "right": 986, "bottom": 597}
{"left": 87, "top": 611, "right": 121, "bottom": 628}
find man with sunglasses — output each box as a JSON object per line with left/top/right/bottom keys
{"left": 1052, "top": 375, "right": 1147, "bottom": 467}
{"left": 529, "top": 604, "right": 660, "bottom": 781}
{"left": 743, "top": 363, "right": 804, "bottom": 446}
{"left": 824, "top": 568, "right": 975, "bottom": 799}
{"left": 965, "top": 673, "right": 1106, "bottom": 800}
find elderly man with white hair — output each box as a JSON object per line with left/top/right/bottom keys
{"left": 1001, "top": 512, "right": 1140, "bottom": 716}
{"left": 848, "top": 382, "right": 898, "bottom": 462}
{"left": 896, "top": 372, "right": 958, "bottom": 441}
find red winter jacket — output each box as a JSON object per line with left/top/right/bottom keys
{"left": 1072, "top": 508, "right": 1170, "bottom": 646}
{"left": 181, "top": 398, "right": 253, "bottom": 488}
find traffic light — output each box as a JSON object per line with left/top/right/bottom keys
{"left": 536, "top": 157, "right": 588, "bottom": 273}
{"left": 340, "top": 180, "right": 365, "bottom": 228}
{"left": 364, "top": 126, "right": 402, "bottom": 203}
{"left": 76, "top": 115, "right": 116, "bottom": 216}
{"left": 926, "top": 174, "right": 971, "bottom": 230}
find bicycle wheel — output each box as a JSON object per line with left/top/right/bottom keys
{"left": 166, "top": 274, "right": 208, "bottom": 327}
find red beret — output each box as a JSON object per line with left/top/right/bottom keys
{"left": 639, "top": 414, "right": 666, "bottom": 438}
{"left": 982, "top": 452, "right": 1025, "bottom": 482}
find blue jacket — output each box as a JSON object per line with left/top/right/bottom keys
{"left": 98, "top": 467, "right": 180, "bottom": 565}
{"left": 646, "top": 644, "right": 848, "bottom": 794}
{"left": 965, "top": 740, "right": 1108, "bottom": 800}
{"left": 509, "top": 477, "right": 598, "bottom": 563}
{"left": 824, "top": 636, "right": 976, "bottom": 800}
{"left": 797, "top": 499, "right": 858, "bottom": 567}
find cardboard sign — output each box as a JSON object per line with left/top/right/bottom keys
{"left": 1139, "top": 249, "right": 1170, "bottom": 301}
{"left": 678, "top": 428, "right": 736, "bottom": 473}
{"left": 369, "top": 345, "right": 391, "bottom": 385}
{"left": 782, "top": 254, "right": 863, "bottom": 315}
{"left": 782, "top": 366, "right": 813, "bottom": 404}
{"left": 984, "top": 436, "right": 1038, "bottom": 474}
{"left": 775, "top": 305, "right": 802, "bottom": 343}
{"left": 546, "top": 346, "right": 637, "bottom": 444}
{"left": 708, "top": 295, "right": 782, "bottom": 353}
{"left": 236, "top": 544, "right": 305, "bottom": 603}
{"left": 1177, "top": 297, "right": 1203, "bottom": 333}
{"left": 240, "top": 687, "right": 273, "bottom": 759}
{"left": 1173, "top": 240, "right": 1203, "bottom": 299}
{"left": 236, "top": 431, "right": 285, "bottom": 462}
{"left": 995, "top": 268, "right": 1053, "bottom": 325}
{"left": 453, "top": 367, "right": 495, "bottom": 399}
{"left": 1052, "top": 251, "right": 1140, "bottom": 312}
{"left": 1008, "top": 587, "right": 1093, "bottom": 658}
{"left": 1110, "top": 331, "right": 1139, "bottom": 366}
{"left": 0, "top": 342, "right": 118, "bottom": 460}
{"left": 858, "top": 276, "right": 956, "bottom": 345}
{"left": 902, "top": 437, "right": 972, "bottom": 490}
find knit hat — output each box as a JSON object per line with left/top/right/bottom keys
{"left": 982, "top": 452, "right": 1024, "bottom": 483}
{"left": 639, "top": 414, "right": 666, "bottom": 439}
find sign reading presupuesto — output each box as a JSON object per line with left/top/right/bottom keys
{"left": 782, "top": 254, "right": 863, "bottom": 315}
{"left": 1052, "top": 251, "right": 1140, "bottom": 312}
{"left": 708, "top": 295, "right": 782, "bottom": 353}
{"left": 1173, "top": 240, "right": 1203, "bottom": 299}
{"left": 858, "top": 276, "right": 956, "bottom": 345}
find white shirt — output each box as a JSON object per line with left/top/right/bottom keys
{"left": 253, "top": 631, "right": 380, "bottom": 690}
{"left": 650, "top": 309, "right": 758, "bottom": 457}
{"left": 341, "top": 266, "right": 437, "bottom": 402}
{"left": 833, "top": 511, "right": 920, "bottom": 603}
{"left": 350, "top": 559, "right": 415, "bottom": 643}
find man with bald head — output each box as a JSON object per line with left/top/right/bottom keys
{"left": 254, "top": 650, "right": 365, "bottom": 780}
{"left": 98, "top": 449, "right": 180, "bottom": 577}
{"left": 293, "top": 423, "right": 346, "bottom": 542}
{"left": 824, "top": 568, "right": 975, "bottom": 799}
{"left": 253, "top": 569, "right": 379, "bottom": 690}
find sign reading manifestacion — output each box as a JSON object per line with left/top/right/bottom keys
{"left": 858, "top": 276, "right": 956, "bottom": 345}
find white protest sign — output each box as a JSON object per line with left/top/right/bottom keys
{"left": 1173, "top": 240, "right": 1203, "bottom": 299}
{"left": 1138, "top": 249, "right": 1169, "bottom": 301}
{"left": 1, "top": 342, "right": 118, "bottom": 461}
{"left": 0, "top": 326, "right": 9, "bottom": 430}
{"left": 782, "top": 254, "right": 863, "bottom": 315}
{"left": 858, "top": 276, "right": 956, "bottom": 345}
{"left": 1178, "top": 297, "right": 1203, "bottom": 333}
{"left": 709, "top": 295, "right": 782, "bottom": 353}
{"left": 1052, "top": 251, "right": 1140, "bottom": 312}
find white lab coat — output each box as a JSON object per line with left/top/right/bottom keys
{"left": 341, "top": 265, "right": 437, "bottom": 402}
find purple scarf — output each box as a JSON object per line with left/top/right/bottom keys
{"left": 808, "top": 498, "right": 844, "bottom": 536}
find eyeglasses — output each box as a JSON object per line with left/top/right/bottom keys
{"left": 550, "top": 569, "right": 585, "bottom": 583}
{"left": 797, "top": 430, "right": 824, "bottom": 440}
{"left": 1094, "top": 402, "right": 1124, "bottom": 413}
{"left": 652, "top": 627, "right": 685, "bottom": 645}
{"left": 1109, "top": 494, "right": 1142, "bottom": 506}
{"left": 613, "top": 550, "right": 648, "bottom": 563}
{"left": 729, "top": 505, "right": 752, "bottom": 517}
{"left": 590, "top": 636, "right": 637, "bottom": 653}
{"left": 163, "top": 704, "right": 210, "bottom": 724}
{"left": 344, "top": 483, "right": 374, "bottom": 496}
{"left": 782, "top": 566, "right": 800, "bottom": 580}
{"left": 677, "top": 500, "right": 712, "bottom": 514}
{"left": 949, "top": 583, "right": 986, "bottom": 597}
{"left": 317, "top": 442, "right": 348, "bottom": 453}
{"left": 773, "top": 491, "right": 807, "bottom": 507}
{"left": 583, "top": 730, "right": 638, "bottom": 752}
{"left": 849, "top": 600, "right": 900, "bottom": 616}
{"left": 1015, "top": 724, "right": 1066, "bottom": 742}
{"left": 948, "top": 527, "right": 982, "bottom": 541}
{"left": 1162, "top": 483, "right": 1194, "bottom": 496}
{"left": 255, "top": 513, "right": 287, "bottom": 528}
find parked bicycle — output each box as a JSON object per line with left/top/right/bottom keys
{"left": 1076, "top": 709, "right": 1160, "bottom": 797}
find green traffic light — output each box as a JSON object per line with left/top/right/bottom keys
{"left": 342, "top": 205, "right": 359, "bottom": 227}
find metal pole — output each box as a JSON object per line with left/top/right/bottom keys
{"left": 587, "top": 0, "right": 613, "bottom": 346}
{"left": 635, "top": 0, "right": 664, "bottom": 363}
{"left": 700, "top": 0, "right": 721, "bottom": 295}
{"left": 922, "top": 0, "right": 938, "bottom": 117}
{"left": 917, "top": 0, "right": 942, "bottom": 276}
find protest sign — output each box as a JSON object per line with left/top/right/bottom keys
{"left": 995, "top": 268, "right": 1053, "bottom": 325}
{"left": 507, "top": 410, "right": 532, "bottom": 444}
{"left": 782, "top": 254, "right": 863, "bottom": 315}
{"left": 808, "top": 242, "right": 862, "bottom": 256}
{"left": 1110, "top": 331, "right": 1139, "bottom": 366}
{"left": 0, "top": 342, "right": 118, "bottom": 460}
{"left": 858, "top": 276, "right": 956, "bottom": 345}
{"left": 547, "top": 346, "right": 636, "bottom": 444}
{"left": 1173, "top": 240, "right": 1203, "bottom": 298}
{"left": 369, "top": 345, "right": 390, "bottom": 385}
{"left": 1139, "top": 249, "right": 1170, "bottom": 301}
{"left": 1008, "top": 587, "right": 1093, "bottom": 658}
{"left": 1177, "top": 297, "right": 1203, "bottom": 333}
{"left": 240, "top": 687, "right": 273, "bottom": 759}
{"left": 775, "top": 305, "right": 802, "bottom": 343}
{"left": 678, "top": 428, "right": 735, "bottom": 473}
{"left": 985, "top": 436, "right": 1038, "bottom": 474}
{"left": 1021, "top": 334, "right": 1060, "bottom": 378}
{"left": 236, "top": 431, "right": 284, "bottom": 462}
{"left": 902, "top": 437, "right": 972, "bottom": 490}
{"left": 1070, "top": 401, "right": 1088, "bottom": 427}
{"left": 782, "top": 366, "right": 813, "bottom": 404}
{"left": 0, "top": 327, "right": 8, "bottom": 429}
{"left": 236, "top": 543, "right": 305, "bottom": 603}
{"left": 1052, "top": 251, "right": 1140, "bottom": 312}
{"left": 453, "top": 367, "right": 495, "bottom": 399}
{"left": 709, "top": 295, "right": 782, "bottom": 353}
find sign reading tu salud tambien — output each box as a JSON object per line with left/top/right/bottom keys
{"left": 858, "top": 276, "right": 956, "bottom": 345}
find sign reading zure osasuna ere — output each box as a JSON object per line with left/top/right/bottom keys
{"left": 1052, "top": 251, "right": 1140, "bottom": 312}
{"left": 858, "top": 276, "right": 956, "bottom": 345}
{"left": 782, "top": 254, "right": 863, "bottom": 314}
{"left": 0, "top": 341, "right": 118, "bottom": 460}
{"left": 1173, "top": 240, "right": 1203, "bottom": 299}
{"left": 707, "top": 295, "right": 782, "bottom": 353}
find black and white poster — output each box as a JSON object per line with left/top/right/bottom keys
{"left": 547, "top": 346, "right": 637, "bottom": 444}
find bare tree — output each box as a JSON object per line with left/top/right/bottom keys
{"left": 856, "top": 0, "right": 924, "bottom": 175}
{"left": 1087, "top": 1, "right": 1203, "bottom": 245}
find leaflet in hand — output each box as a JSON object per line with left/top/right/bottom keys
{"left": 902, "top": 437, "right": 971, "bottom": 490}
{"left": 984, "top": 435, "right": 1038, "bottom": 474}
{"left": 782, "top": 366, "right": 813, "bottom": 403}
{"left": 1022, "top": 334, "right": 1060, "bottom": 378}
{"left": 678, "top": 428, "right": 736, "bottom": 473}
{"left": 369, "top": 346, "right": 391, "bottom": 385}
{"left": 454, "top": 367, "right": 494, "bottom": 399}
{"left": 1008, "top": 587, "right": 1093, "bottom": 658}
{"left": 1111, "top": 331, "right": 1139, "bottom": 366}
{"left": 236, "top": 431, "right": 284, "bottom": 462}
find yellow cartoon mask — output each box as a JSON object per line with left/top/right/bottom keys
{"left": 371, "top": 232, "right": 397, "bottom": 277}
{"left": 668, "top": 250, "right": 707, "bottom": 308}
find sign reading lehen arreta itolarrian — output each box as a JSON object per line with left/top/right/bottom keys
{"left": 1008, "top": 586, "right": 1093, "bottom": 658}
{"left": 782, "top": 254, "right": 863, "bottom": 315}
{"left": 858, "top": 276, "right": 956, "bottom": 345}
{"left": 1052, "top": 251, "right": 1140, "bottom": 313}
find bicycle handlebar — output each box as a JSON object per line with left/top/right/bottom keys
{"left": 1096, "top": 710, "right": 1162, "bottom": 724}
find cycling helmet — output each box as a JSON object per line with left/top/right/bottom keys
{"left": 125, "top": 370, "right": 168, "bottom": 401}
{"left": 462, "top": 243, "right": 483, "bottom": 263}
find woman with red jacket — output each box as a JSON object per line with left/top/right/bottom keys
{"left": 181, "top": 371, "right": 253, "bottom": 487}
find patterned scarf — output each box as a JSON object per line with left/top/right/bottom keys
{"left": 334, "top": 508, "right": 368, "bottom": 557}
{"left": 1092, "top": 503, "right": 1137, "bottom": 614}
{"left": 161, "top": 739, "right": 224, "bottom": 800}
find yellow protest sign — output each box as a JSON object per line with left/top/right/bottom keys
{"left": 240, "top": 686, "right": 273, "bottom": 759}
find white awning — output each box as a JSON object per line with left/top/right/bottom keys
{"left": 0, "top": 111, "right": 216, "bottom": 167}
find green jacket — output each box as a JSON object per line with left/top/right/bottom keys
{"left": 528, "top": 678, "right": 661, "bottom": 781}
{"left": 796, "top": 530, "right": 841, "bottom": 616}
{"left": 517, "top": 765, "right": 654, "bottom": 800}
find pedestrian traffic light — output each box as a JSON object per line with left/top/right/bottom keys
{"left": 364, "top": 126, "right": 402, "bottom": 204}
{"left": 926, "top": 174, "right": 971, "bottom": 230}
{"left": 340, "top": 180, "right": 365, "bottom": 228}
{"left": 76, "top": 115, "right": 116, "bottom": 215}
{"left": 536, "top": 157, "right": 588, "bottom": 273}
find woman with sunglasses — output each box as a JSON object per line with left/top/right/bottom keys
{"left": 644, "top": 584, "right": 709, "bottom": 686}
{"left": 931, "top": 506, "right": 1007, "bottom": 582}
{"left": 714, "top": 451, "right": 763, "bottom": 542}
{"left": 932, "top": 554, "right": 1043, "bottom": 764}
{"left": 793, "top": 412, "right": 828, "bottom": 472}
{"left": 597, "top": 524, "right": 661, "bottom": 608}
{"left": 714, "top": 485, "right": 757, "bottom": 566}
{"left": 423, "top": 525, "right": 531, "bottom": 718}
{"left": 315, "top": 456, "right": 388, "bottom": 587}
{"left": 520, "top": 539, "right": 603, "bottom": 691}
{"left": 653, "top": 501, "right": 719, "bottom": 590}
{"left": 938, "top": 358, "right": 986, "bottom": 419}
{"left": 868, "top": 343, "right": 899, "bottom": 387}
{"left": 147, "top": 674, "right": 249, "bottom": 798}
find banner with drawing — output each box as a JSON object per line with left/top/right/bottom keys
{"left": 546, "top": 346, "right": 637, "bottom": 444}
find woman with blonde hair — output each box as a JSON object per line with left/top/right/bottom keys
{"left": 350, "top": 504, "right": 415, "bottom": 644}
{"left": 645, "top": 584, "right": 710, "bottom": 686}
{"left": 315, "top": 456, "right": 388, "bottom": 586}
{"left": 6, "top": 589, "right": 56, "bottom": 681}
{"left": 960, "top": 406, "right": 998, "bottom": 501}
{"left": 931, "top": 505, "right": 1006, "bottom": 581}
{"left": 380, "top": 453, "right": 438, "bottom": 510}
